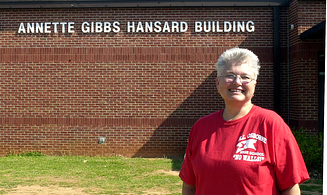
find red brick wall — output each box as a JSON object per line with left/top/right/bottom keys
{"left": 0, "top": 7, "right": 275, "bottom": 157}
{"left": 288, "top": 0, "right": 325, "bottom": 133}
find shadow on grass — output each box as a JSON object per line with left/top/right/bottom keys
{"left": 171, "top": 157, "right": 183, "bottom": 171}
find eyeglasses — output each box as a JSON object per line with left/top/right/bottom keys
{"left": 219, "top": 74, "right": 254, "bottom": 84}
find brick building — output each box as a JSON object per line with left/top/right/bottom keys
{"left": 0, "top": 0, "right": 325, "bottom": 157}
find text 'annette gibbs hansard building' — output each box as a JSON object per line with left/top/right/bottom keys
{"left": 0, "top": 0, "right": 325, "bottom": 157}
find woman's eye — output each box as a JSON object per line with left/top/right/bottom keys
{"left": 241, "top": 76, "right": 251, "bottom": 80}
{"left": 226, "top": 75, "right": 235, "bottom": 79}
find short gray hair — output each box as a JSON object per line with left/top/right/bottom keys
{"left": 216, "top": 48, "right": 260, "bottom": 80}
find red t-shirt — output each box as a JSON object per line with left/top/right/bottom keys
{"left": 179, "top": 105, "right": 310, "bottom": 195}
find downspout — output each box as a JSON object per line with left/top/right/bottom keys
{"left": 273, "top": 7, "right": 281, "bottom": 115}
{"left": 286, "top": 8, "right": 290, "bottom": 125}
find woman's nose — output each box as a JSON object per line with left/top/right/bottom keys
{"left": 233, "top": 75, "right": 242, "bottom": 85}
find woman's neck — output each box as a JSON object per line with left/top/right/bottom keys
{"left": 223, "top": 102, "right": 253, "bottom": 121}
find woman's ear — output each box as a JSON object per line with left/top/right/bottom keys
{"left": 216, "top": 77, "right": 220, "bottom": 92}
{"left": 252, "top": 80, "right": 257, "bottom": 96}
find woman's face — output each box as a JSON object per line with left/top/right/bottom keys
{"left": 216, "top": 61, "right": 256, "bottom": 105}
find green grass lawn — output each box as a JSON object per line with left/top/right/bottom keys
{"left": 0, "top": 154, "right": 322, "bottom": 194}
{"left": 0, "top": 154, "right": 183, "bottom": 194}
{"left": 300, "top": 179, "right": 323, "bottom": 195}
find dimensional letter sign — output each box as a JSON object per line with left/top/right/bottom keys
{"left": 17, "top": 21, "right": 255, "bottom": 34}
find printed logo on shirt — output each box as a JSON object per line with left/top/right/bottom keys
{"left": 235, "top": 139, "right": 257, "bottom": 153}
{"left": 233, "top": 133, "right": 267, "bottom": 162}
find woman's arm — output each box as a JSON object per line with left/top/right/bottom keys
{"left": 281, "top": 184, "right": 300, "bottom": 195}
{"left": 182, "top": 182, "right": 196, "bottom": 195}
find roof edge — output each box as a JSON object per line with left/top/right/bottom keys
{"left": 0, "top": 0, "right": 291, "bottom": 8}
{"left": 300, "top": 20, "right": 326, "bottom": 40}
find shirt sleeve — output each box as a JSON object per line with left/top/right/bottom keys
{"left": 273, "top": 120, "right": 310, "bottom": 190}
{"left": 179, "top": 126, "right": 196, "bottom": 186}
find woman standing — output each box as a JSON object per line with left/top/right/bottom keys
{"left": 179, "top": 48, "right": 309, "bottom": 195}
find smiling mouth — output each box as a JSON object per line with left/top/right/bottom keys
{"left": 229, "top": 89, "right": 244, "bottom": 93}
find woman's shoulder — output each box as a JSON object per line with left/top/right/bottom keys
{"left": 191, "top": 110, "right": 222, "bottom": 128}
{"left": 252, "top": 105, "right": 285, "bottom": 123}
{"left": 199, "top": 110, "right": 222, "bottom": 122}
